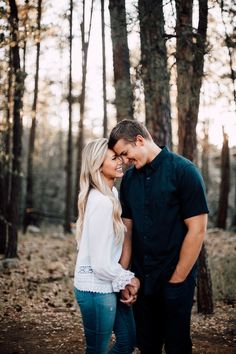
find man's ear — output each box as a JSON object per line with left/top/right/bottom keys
{"left": 135, "top": 135, "right": 145, "bottom": 146}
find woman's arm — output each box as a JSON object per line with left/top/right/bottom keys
{"left": 119, "top": 218, "right": 140, "bottom": 304}
{"left": 88, "top": 193, "right": 135, "bottom": 291}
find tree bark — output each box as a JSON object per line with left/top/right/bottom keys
{"left": 138, "top": 0, "right": 172, "bottom": 147}
{"left": 231, "top": 162, "right": 236, "bottom": 229}
{"left": 74, "top": 0, "right": 94, "bottom": 218}
{"left": 176, "top": 0, "right": 208, "bottom": 162}
{"left": 5, "top": 0, "right": 24, "bottom": 258}
{"left": 176, "top": 0, "right": 194, "bottom": 159}
{"left": 176, "top": 0, "right": 213, "bottom": 314}
{"left": 0, "top": 147, "right": 8, "bottom": 253}
{"left": 0, "top": 157, "right": 7, "bottom": 253}
{"left": 0, "top": 134, "right": 7, "bottom": 253}
{"left": 216, "top": 129, "right": 230, "bottom": 229}
{"left": 23, "top": 0, "right": 42, "bottom": 233}
{"left": 22, "top": 0, "right": 29, "bottom": 74}
{"left": 201, "top": 120, "right": 210, "bottom": 192}
{"left": 197, "top": 243, "right": 214, "bottom": 314}
{"left": 101, "top": 0, "right": 108, "bottom": 138}
{"left": 64, "top": 0, "right": 73, "bottom": 233}
{"left": 109, "top": 0, "right": 134, "bottom": 122}
{"left": 220, "top": 0, "right": 236, "bottom": 110}
{"left": 0, "top": 48, "right": 12, "bottom": 254}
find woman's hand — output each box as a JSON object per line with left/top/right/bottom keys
{"left": 120, "top": 277, "right": 140, "bottom": 305}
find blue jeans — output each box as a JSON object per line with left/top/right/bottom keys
{"left": 74, "top": 288, "right": 136, "bottom": 354}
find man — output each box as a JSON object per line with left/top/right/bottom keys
{"left": 108, "top": 119, "right": 209, "bottom": 354}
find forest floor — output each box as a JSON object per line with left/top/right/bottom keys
{"left": 0, "top": 227, "right": 235, "bottom": 354}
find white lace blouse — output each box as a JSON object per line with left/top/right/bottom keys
{"left": 74, "top": 187, "right": 134, "bottom": 293}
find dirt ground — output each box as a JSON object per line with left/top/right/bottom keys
{"left": 0, "top": 228, "right": 235, "bottom": 354}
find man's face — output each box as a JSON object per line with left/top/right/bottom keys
{"left": 113, "top": 138, "right": 148, "bottom": 169}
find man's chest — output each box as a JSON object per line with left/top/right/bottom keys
{"left": 126, "top": 171, "right": 179, "bottom": 214}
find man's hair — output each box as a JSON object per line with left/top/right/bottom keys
{"left": 108, "top": 119, "right": 151, "bottom": 149}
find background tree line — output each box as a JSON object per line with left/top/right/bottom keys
{"left": 0, "top": 0, "right": 235, "bottom": 315}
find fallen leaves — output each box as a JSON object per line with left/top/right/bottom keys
{"left": 0, "top": 228, "right": 235, "bottom": 354}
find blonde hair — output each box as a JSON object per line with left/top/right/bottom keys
{"left": 76, "top": 138, "right": 125, "bottom": 246}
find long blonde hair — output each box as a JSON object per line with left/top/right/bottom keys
{"left": 76, "top": 138, "right": 125, "bottom": 245}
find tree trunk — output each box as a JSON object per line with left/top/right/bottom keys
{"left": 231, "top": 162, "right": 236, "bottom": 229}
{"left": 5, "top": 0, "right": 24, "bottom": 258}
{"left": 201, "top": 120, "right": 210, "bottom": 192}
{"left": 22, "top": 0, "right": 29, "bottom": 74}
{"left": 109, "top": 0, "right": 133, "bottom": 122}
{"left": 0, "top": 157, "right": 7, "bottom": 254}
{"left": 23, "top": 0, "right": 42, "bottom": 233}
{"left": 74, "top": 0, "right": 94, "bottom": 218}
{"left": 138, "top": 0, "right": 172, "bottom": 147}
{"left": 64, "top": 0, "right": 73, "bottom": 234}
{"left": 176, "top": 0, "right": 194, "bottom": 159}
{"left": 216, "top": 129, "right": 230, "bottom": 229}
{"left": 220, "top": 0, "right": 236, "bottom": 109}
{"left": 0, "top": 132, "right": 7, "bottom": 253}
{"left": 176, "top": 0, "right": 208, "bottom": 162}
{"left": 176, "top": 0, "right": 213, "bottom": 314}
{"left": 101, "top": 0, "right": 108, "bottom": 138}
{"left": 197, "top": 243, "right": 214, "bottom": 314}
{"left": 0, "top": 48, "right": 12, "bottom": 254}
{"left": 0, "top": 143, "right": 8, "bottom": 253}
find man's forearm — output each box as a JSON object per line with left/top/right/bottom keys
{"left": 170, "top": 231, "right": 205, "bottom": 282}
{"left": 119, "top": 218, "right": 132, "bottom": 269}
{"left": 170, "top": 214, "right": 207, "bottom": 283}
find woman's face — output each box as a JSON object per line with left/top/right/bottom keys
{"left": 101, "top": 149, "right": 123, "bottom": 180}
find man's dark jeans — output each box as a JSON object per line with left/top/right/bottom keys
{"left": 133, "top": 274, "right": 196, "bottom": 354}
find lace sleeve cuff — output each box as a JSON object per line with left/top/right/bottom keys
{"left": 112, "top": 269, "right": 135, "bottom": 292}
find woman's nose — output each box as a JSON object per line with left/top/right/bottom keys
{"left": 122, "top": 156, "right": 129, "bottom": 164}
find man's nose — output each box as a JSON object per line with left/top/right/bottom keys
{"left": 117, "top": 155, "right": 123, "bottom": 162}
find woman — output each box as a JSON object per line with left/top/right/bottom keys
{"left": 74, "top": 138, "right": 138, "bottom": 354}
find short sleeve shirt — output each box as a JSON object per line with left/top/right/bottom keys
{"left": 120, "top": 146, "right": 209, "bottom": 294}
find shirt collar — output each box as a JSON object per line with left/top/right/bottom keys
{"left": 139, "top": 146, "right": 170, "bottom": 173}
{"left": 150, "top": 146, "right": 170, "bottom": 170}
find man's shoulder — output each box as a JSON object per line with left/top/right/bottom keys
{"left": 164, "top": 151, "right": 203, "bottom": 184}
{"left": 168, "top": 150, "right": 189, "bottom": 164}
{"left": 168, "top": 151, "right": 195, "bottom": 170}
{"left": 167, "top": 151, "right": 204, "bottom": 186}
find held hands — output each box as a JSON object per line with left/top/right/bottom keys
{"left": 120, "top": 276, "right": 140, "bottom": 306}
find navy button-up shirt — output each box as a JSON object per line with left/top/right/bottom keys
{"left": 120, "top": 147, "right": 209, "bottom": 295}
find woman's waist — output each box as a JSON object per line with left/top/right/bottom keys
{"left": 74, "top": 266, "right": 113, "bottom": 293}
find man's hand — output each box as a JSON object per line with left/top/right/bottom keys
{"left": 128, "top": 276, "right": 140, "bottom": 294}
{"left": 120, "top": 277, "right": 140, "bottom": 305}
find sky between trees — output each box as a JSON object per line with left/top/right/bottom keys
{"left": 7, "top": 0, "right": 235, "bottom": 148}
